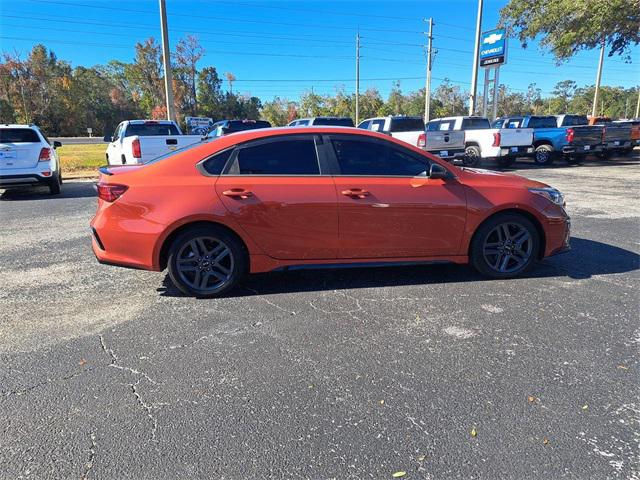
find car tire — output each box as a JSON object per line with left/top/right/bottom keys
{"left": 566, "top": 155, "right": 583, "bottom": 165}
{"left": 167, "top": 225, "right": 246, "bottom": 298}
{"left": 470, "top": 213, "right": 540, "bottom": 279}
{"left": 48, "top": 173, "right": 62, "bottom": 195}
{"left": 534, "top": 144, "right": 554, "bottom": 166}
{"left": 463, "top": 145, "right": 482, "bottom": 167}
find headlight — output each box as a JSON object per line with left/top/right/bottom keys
{"left": 529, "top": 187, "right": 565, "bottom": 206}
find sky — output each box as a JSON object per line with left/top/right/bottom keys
{"left": 0, "top": 0, "right": 638, "bottom": 101}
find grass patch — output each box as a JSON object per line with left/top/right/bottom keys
{"left": 58, "top": 143, "right": 105, "bottom": 176}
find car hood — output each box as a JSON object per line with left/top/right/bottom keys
{"left": 456, "top": 167, "right": 549, "bottom": 189}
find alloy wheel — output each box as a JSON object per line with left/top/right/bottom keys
{"left": 176, "top": 236, "right": 234, "bottom": 293}
{"left": 482, "top": 222, "right": 533, "bottom": 273}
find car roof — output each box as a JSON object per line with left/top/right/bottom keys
{"left": 1, "top": 124, "right": 39, "bottom": 129}
{"left": 126, "top": 119, "right": 175, "bottom": 125}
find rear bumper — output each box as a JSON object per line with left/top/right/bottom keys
{"left": 0, "top": 173, "right": 54, "bottom": 188}
{"left": 562, "top": 144, "right": 603, "bottom": 155}
{"left": 498, "top": 146, "right": 534, "bottom": 157}
{"left": 425, "top": 148, "right": 466, "bottom": 161}
{"left": 603, "top": 140, "right": 631, "bottom": 150}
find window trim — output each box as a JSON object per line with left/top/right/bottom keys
{"left": 221, "top": 134, "right": 329, "bottom": 177}
{"left": 196, "top": 146, "right": 237, "bottom": 177}
{"left": 323, "top": 133, "right": 437, "bottom": 178}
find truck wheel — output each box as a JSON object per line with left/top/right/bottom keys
{"left": 463, "top": 145, "right": 482, "bottom": 167}
{"left": 534, "top": 144, "right": 554, "bottom": 166}
{"left": 470, "top": 213, "right": 540, "bottom": 279}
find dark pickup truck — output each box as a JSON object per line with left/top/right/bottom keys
{"left": 589, "top": 117, "right": 633, "bottom": 158}
{"left": 493, "top": 114, "right": 603, "bottom": 165}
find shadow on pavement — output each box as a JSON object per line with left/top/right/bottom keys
{"left": 493, "top": 152, "right": 640, "bottom": 171}
{"left": 157, "top": 236, "right": 639, "bottom": 298}
{"left": 0, "top": 180, "right": 96, "bottom": 201}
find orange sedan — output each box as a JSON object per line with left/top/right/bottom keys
{"left": 91, "top": 127, "right": 570, "bottom": 297}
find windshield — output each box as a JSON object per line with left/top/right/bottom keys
{"left": 125, "top": 123, "right": 181, "bottom": 137}
{"left": 0, "top": 128, "right": 40, "bottom": 142}
{"left": 226, "top": 120, "right": 271, "bottom": 132}
{"left": 313, "top": 117, "right": 354, "bottom": 127}
{"left": 389, "top": 117, "right": 424, "bottom": 132}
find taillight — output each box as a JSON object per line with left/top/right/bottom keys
{"left": 38, "top": 147, "right": 51, "bottom": 161}
{"left": 96, "top": 183, "right": 128, "bottom": 202}
{"left": 566, "top": 128, "right": 574, "bottom": 143}
{"left": 417, "top": 133, "right": 426, "bottom": 148}
{"left": 492, "top": 132, "right": 501, "bottom": 147}
{"left": 132, "top": 138, "right": 141, "bottom": 159}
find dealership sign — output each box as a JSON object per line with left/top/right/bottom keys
{"left": 479, "top": 28, "right": 507, "bottom": 67}
{"left": 185, "top": 116, "right": 213, "bottom": 135}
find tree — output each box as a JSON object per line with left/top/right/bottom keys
{"left": 196, "top": 66, "right": 223, "bottom": 119}
{"left": 225, "top": 72, "right": 236, "bottom": 94}
{"left": 499, "top": 0, "right": 640, "bottom": 61}
{"left": 551, "top": 80, "right": 577, "bottom": 113}
{"left": 261, "top": 97, "right": 293, "bottom": 126}
{"left": 174, "top": 35, "right": 204, "bottom": 115}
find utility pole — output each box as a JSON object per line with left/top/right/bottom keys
{"left": 591, "top": 38, "right": 605, "bottom": 118}
{"left": 635, "top": 89, "right": 640, "bottom": 118}
{"left": 468, "top": 0, "right": 483, "bottom": 115}
{"left": 355, "top": 31, "right": 360, "bottom": 126}
{"left": 159, "top": 0, "right": 175, "bottom": 121}
{"left": 424, "top": 17, "right": 434, "bottom": 123}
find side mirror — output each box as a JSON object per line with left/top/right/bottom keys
{"left": 53, "top": 141, "right": 62, "bottom": 148}
{"left": 103, "top": 135, "right": 112, "bottom": 142}
{"left": 429, "top": 163, "right": 449, "bottom": 180}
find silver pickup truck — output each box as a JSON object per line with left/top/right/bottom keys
{"left": 422, "top": 116, "right": 534, "bottom": 167}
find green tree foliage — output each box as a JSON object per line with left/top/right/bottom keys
{"left": 499, "top": 0, "right": 640, "bottom": 61}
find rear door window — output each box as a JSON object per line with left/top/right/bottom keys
{"left": 389, "top": 117, "right": 424, "bottom": 132}
{"left": 527, "top": 117, "right": 557, "bottom": 128}
{"left": 0, "top": 128, "right": 40, "bottom": 142}
{"left": 369, "top": 119, "right": 385, "bottom": 132}
{"left": 330, "top": 136, "right": 429, "bottom": 176}
{"left": 232, "top": 137, "right": 320, "bottom": 175}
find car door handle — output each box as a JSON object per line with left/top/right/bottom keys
{"left": 222, "top": 188, "right": 253, "bottom": 199}
{"left": 341, "top": 188, "right": 370, "bottom": 199}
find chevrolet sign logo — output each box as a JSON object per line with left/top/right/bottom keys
{"left": 483, "top": 33, "right": 503, "bottom": 45}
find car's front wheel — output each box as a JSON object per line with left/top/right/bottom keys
{"left": 470, "top": 213, "right": 540, "bottom": 279}
{"left": 167, "top": 225, "right": 246, "bottom": 298}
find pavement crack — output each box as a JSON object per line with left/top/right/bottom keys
{"left": 99, "top": 334, "right": 159, "bottom": 442}
{"left": 81, "top": 431, "right": 97, "bottom": 479}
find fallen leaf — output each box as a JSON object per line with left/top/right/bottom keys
{"left": 417, "top": 455, "right": 426, "bottom": 462}
{"left": 582, "top": 405, "right": 588, "bottom": 410}
{"left": 471, "top": 428, "right": 477, "bottom": 437}
{"left": 617, "top": 365, "right": 628, "bottom": 370}
{"left": 527, "top": 395, "right": 536, "bottom": 403}
{"left": 380, "top": 399, "right": 385, "bottom": 405}
{"left": 392, "top": 472, "right": 406, "bottom": 478}
{"left": 308, "top": 385, "right": 313, "bottom": 389}
{"left": 543, "top": 437, "right": 549, "bottom": 445}
{"left": 78, "top": 359, "right": 87, "bottom": 366}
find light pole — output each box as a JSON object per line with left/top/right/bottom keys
{"left": 355, "top": 31, "right": 360, "bottom": 126}
{"left": 469, "top": 0, "right": 483, "bottom": 115}
{"left": 159, "top": 0, "right": 175, "bottom": 121}
{"left": 591, "top": 38, "right": 605, "bottom": 118}
{"left": 424, "top": 17, "right": 434, "bottom": 123}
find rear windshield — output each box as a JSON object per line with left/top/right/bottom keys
{"left": 461, "top": 118, "right": 491, "bottom": 130}
{"left": 124, "top": 123, "right": 180, "bottom": 137}
{"left": 226, "top": 120, "right": 272, "bottom": 132}
{"left": 0, "top": 128, "right": 40, "bottom": 143}
{"left": 527, "top": 116, "right": 557, "bottom": 129}
{"left": 427, "top": 120, "right": 455, "bottom": 131}
{"left": 312, "top": 117, "right": 354, "bottom": 127}
{"left": 389, "top": 117, "right": 424, "bottom": 132}
{"left": 559, "top": 115, "right": 589, "bottom": 127}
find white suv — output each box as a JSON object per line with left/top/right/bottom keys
{"left": 0, "top": 124, "right": 62, "bottom": 194}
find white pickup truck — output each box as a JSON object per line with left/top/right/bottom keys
{"left": 358, "top": 116, "right": 426, "bottom": 147}
{"left": 420, "top": 116, "right": 534, "bottom": 167}
{"left": 104, "top": 120, "right": 202, "bottom": 165}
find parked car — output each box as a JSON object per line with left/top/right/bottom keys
{"left": 421, "top": 116, "right": 534, "bottom": 167}
{"left": 554, "top": 115, "right": 604, "bottom": 164}
{"left": 614, "top": 119, "right": 640, "bottom": 148}
{"left": 0, "top": 124, "right": 62, "bottom": 194}
{"left": 288, "top": 117, "right": 354, "bottom": 127}
{"left": 588, "top": 117, "right": 633, "bottom": 158}
{"left": 207, "top": 119, "right": 272, "bottom": 139}
{"left": 358, "top": 116, "right": 425, "bottom": 147}
{"left": 104, "top": 120, "right": 202, "bottom": 165}
{"left": 91, "top": 126, "right": 571, "bottom": 298}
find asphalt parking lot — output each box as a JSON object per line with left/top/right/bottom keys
{"left": 1, "top": 155, "right": 639, "bottom": 479}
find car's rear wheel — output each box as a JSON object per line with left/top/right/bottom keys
{"left": 463, "top": 145, "right": 482, "bottom": 167}
{"left": 470, "top": 213, "right": 540, "bottom": 279}
{"left": 534, "top": 144, "right": 554, "bottom": 166}
{"left": 48, "top": 172, "right": 62, "bottom": 195}
{"left": 167, "top": 226, "right": 246, "bottom": 298}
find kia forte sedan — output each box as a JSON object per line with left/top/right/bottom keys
{"left": 91, "top": 127, "right": 570, "bottom": 298}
